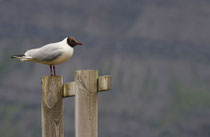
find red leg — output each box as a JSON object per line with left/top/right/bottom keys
{"left": 53, "top": 65, "right": 56, "bottom": 76}
{"left": 50, "top": 65, "right": 53, "bottom": 76}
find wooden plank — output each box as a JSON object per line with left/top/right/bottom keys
{"left": 63, "top": 76, "right": 112, "bottom": 98}
{"left": 63, "top": 82, "right": 76, "bottom": 98}
{"left": 75, "top": 70, "right": 98, "bottom": 137}
{"left": 98, "top": 75, "right": 112, "bottom": 91}
{"left": 41, "top": 76, "right": 64, "bottom": 137}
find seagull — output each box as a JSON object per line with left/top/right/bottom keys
{"left": 11, "top": 37, "right": 83, "bottom": 76}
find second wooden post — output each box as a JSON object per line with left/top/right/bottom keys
{"left": 75, "top": 70, "right": 98, "bottom": 137}
{"left": 41, "top": 76, "right": 64, "bottom": 137}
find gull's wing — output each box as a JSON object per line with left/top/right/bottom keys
{"left": 25, "top": 43, "right": 63, "bottom": 62}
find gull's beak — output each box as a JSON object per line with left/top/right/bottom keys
{"left": 77, "top": 42, "right": 83, "bottom": 45}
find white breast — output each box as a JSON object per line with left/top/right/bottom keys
{"left": 48, "top": 46, "right": 74, "bottom": 65}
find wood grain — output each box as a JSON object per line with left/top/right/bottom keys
{"left": 63, "top": 76, "right": 112, "bottom": 98}
{"left": 41, "top": 76, "right": 63, "bottom": 137}
{"left": 63, "top": 82, "right": 76, "bottom": 98}
{"left": 98, "top": 75, "right": 112, "bottom": 91}
{"left": 75, "top": 70, "right": 98, "bottom": 137}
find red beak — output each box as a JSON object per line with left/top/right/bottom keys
{"left": 77, "top": 42, "right": 83, "bottom": 45}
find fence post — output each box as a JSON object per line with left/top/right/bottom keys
{"left": 41, "top": 76, "right": 64, "bottom": 137}
{"left": 75, "top": 70, "right": 98, "bottom": 137}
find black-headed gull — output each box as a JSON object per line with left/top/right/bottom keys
{"left": 11, "top": 37, "right": 83, "bottom": 76}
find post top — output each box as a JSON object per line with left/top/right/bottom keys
{"left": 75, "top": 70, "right": 98, "bottom": 73}
{"left": 41, "top": 76, "right": 63, "bottom": 83}
{"left": 41, "top": 75, "right": 62, "bottom": 79}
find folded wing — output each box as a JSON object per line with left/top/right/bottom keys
{"left": 25, "top": 44, "right": 63, "bottom": 62}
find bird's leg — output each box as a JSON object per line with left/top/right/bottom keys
{"left": 53, "top": 65, "right": 56, "bottom": 76}
{"left": 50, "top": 65, "right": 53, "bottom": 76}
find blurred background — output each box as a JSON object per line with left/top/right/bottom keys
{"left": 1, "top": 0, "right": 210, "bottom": 137}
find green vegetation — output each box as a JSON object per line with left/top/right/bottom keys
{"left": 0, "top": 104, "right": 22, "bottom": 137}
{"left": 0, "top": 103, "right": 41, "bottom": 137}
{"left": 158, "top": 78, "right": 210, "bottom": 136}
{"left": 140, "top": 66, "right": 158, "bottom": 98}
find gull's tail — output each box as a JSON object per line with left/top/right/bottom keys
{"left": 11, "top": 54, "right": 34, "bottom": 62}
{"left": 11, "top": 54, "right": 25, "bottom": 59}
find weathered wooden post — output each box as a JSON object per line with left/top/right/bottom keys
{"left": 63, "top": 70, "right": 112, "bottom": 137}
{"left": 41, "top": 76, "right": 64, "bottom": 137}
{"left": 41, "top": 70, "right": 111, "bottom": 137}
{"left": 75, "top": 70, "right": 98, "bottom": 137}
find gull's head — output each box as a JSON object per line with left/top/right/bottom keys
{"left": 67, "top": 37, "right": 83, "bottom": 47}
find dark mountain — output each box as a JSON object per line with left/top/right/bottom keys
{"left": 1, "top": 0, "right": 210, "bottom": 137}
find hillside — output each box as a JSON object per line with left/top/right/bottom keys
{"left": 1, "top": 0, "right": 210, "bottom": 137}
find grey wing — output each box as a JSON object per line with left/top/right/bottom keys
{"left": 38, "top": 50, "right": 62, "bottom": 62}
{"left": 25, "top": 44, "right": 63, "bottom": 62}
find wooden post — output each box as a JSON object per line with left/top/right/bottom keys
{"left": 40, "top": 70, "right": 111, "bottom": 137}
{"left": 41, "top": 76, "right": 64, "bottom": 137}
{"left": 62, "top": 72, "right": 112, "bottom": 137}
{"left": 75, "top": 70, "right": 98, "bottom": 137}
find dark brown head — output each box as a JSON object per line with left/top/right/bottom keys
{"left": 67, "top": 37, "right": 83, "bottom": 47}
